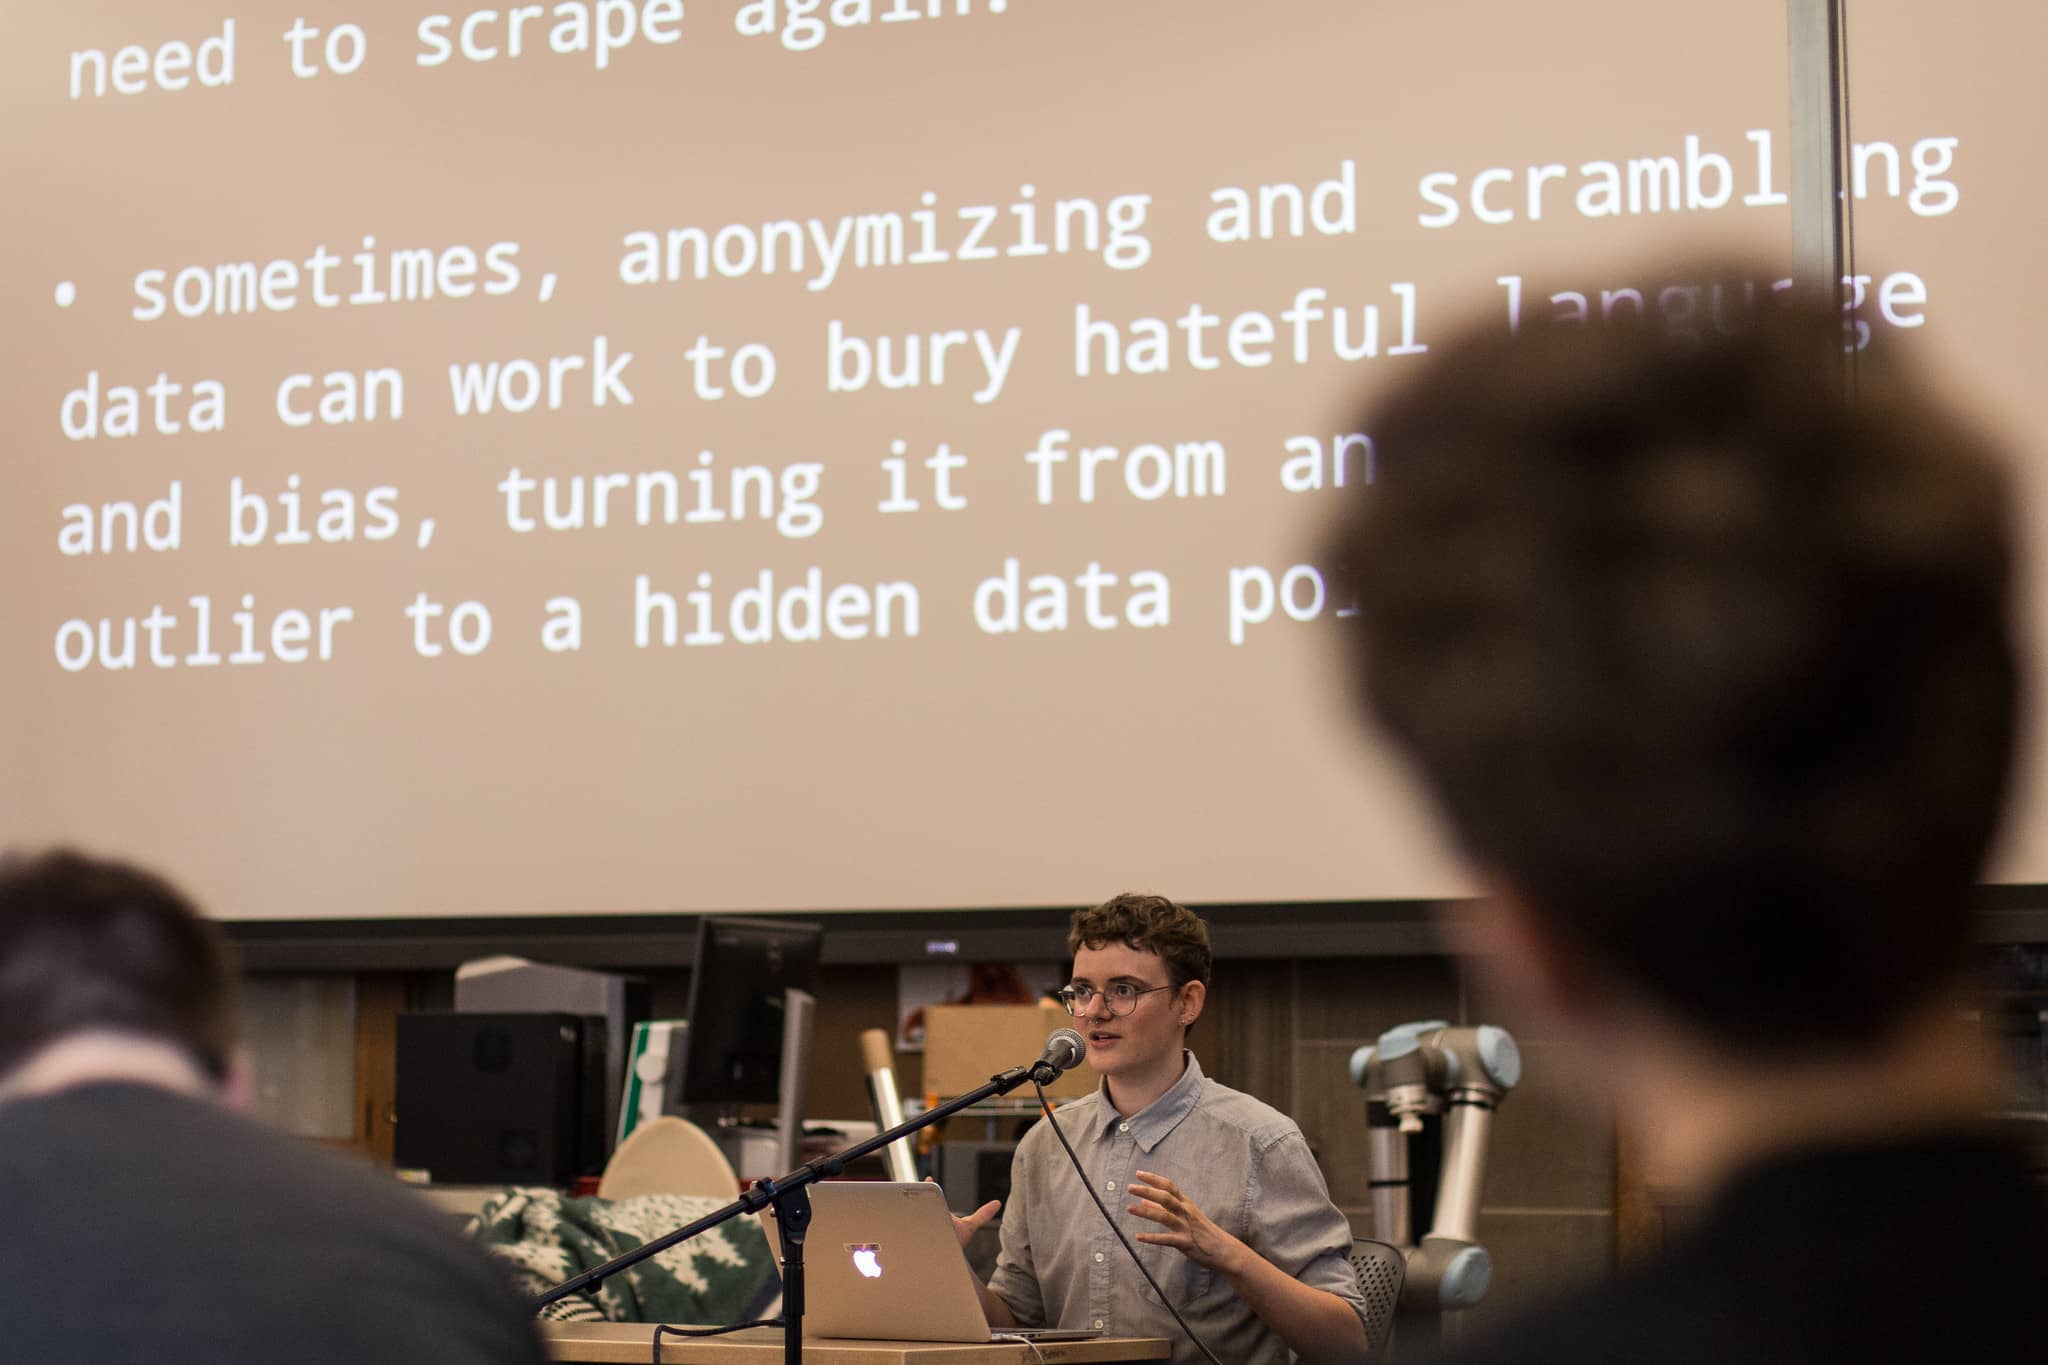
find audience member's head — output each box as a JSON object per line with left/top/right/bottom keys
{"left": 0, "top": 849, "right": 241, "bottom": 1089}
{"left": 1326, "top": 269, "right": 2019, "bottom": 1062}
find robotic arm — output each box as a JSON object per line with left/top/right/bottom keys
{"left": 1350, "top": 1021, "right": 1521, "bottom": 1315}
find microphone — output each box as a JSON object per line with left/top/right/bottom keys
{"left": 1030, "top": 1027, "right": 1086, "bottom": 1084}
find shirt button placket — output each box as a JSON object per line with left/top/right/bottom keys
{"left": 1097, "top": 1126, "right": 1132, "bottom": 1332}
{"left": 1091, "top": 1142, "right": 1110, "bottom": 1331}
{"left": 1102, "top": 1125, "right": 1132, "bottom": 1333}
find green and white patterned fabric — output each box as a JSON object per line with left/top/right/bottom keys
{"left": 470, "top": 1188, "right": 782, "bottom": 1324}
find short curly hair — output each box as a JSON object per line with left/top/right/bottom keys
{"left": 1067, "top": 892, "right": 1213, "bottom": 990}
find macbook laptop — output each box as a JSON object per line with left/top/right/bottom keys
{"left": 765, "top": 1181, "right": 1103, "bottom": 1343}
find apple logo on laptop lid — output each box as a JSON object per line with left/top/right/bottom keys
{"left": 846, "top": 1243, "right": 883, "bottom": 1278}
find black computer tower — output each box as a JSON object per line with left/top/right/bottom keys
{"left": 395, "top": 1011, "right": 607, "bottom": 1186}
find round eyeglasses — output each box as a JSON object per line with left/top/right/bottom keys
{"left": 1057, "top": 981, "right": 1173, "bottom": 1017}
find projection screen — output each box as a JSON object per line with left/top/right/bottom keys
{"left": 4, "top": 0, "right": 2039, "bottom": 921}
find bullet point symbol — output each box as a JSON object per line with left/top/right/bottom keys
{"left": 55, "top": 281, "right": 76, "bottom": 307}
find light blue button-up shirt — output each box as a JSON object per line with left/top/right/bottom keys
{"left": 989, "top": 1052, "right": 1366, "bottom": 1365}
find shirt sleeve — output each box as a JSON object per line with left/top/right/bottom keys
{"left": 987, "top": 1132, "right": 1047, "bottom": 1327}
{"left": 1250, "top": 1129, "right": 1370, "bottom": 1321}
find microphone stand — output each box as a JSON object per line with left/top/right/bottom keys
{"left": 532, "top": 1058, "right": 1064, "bottom": 1365}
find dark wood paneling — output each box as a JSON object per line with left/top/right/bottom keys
{"left": 1201, "top": 958, "right": 1295, "bottom": 1113}
{"left": 1468, "top": 1209, "right": 1615, "bottom": 1324}
{"left": 808, "top": 963, "right": 919, "bottom": 1121}
{"left": 1295, "top": 955, "right": 1463, "bottom": 1044}
{"left": 352, "top": 974, "right": 407, "bottom": 1165}
{"left": 1482, "top": 1040, "right": 1614, "bottom": 1211}
{"left": 1294, "top": 1041, "right": 1373, "bottom": 1209}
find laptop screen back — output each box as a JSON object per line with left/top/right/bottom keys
{"left": 771, "top": 1181, "right": 995, "bottom": 1342}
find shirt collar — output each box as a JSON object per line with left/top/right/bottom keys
{"left": 1094, "top": 1050, "right": 1205, "bottom": 1152}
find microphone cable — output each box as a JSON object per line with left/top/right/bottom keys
{"left": 651, "top": 1318, "right": 780, "bottom": 1363}
{"left": 989, "top": 1333, "right": 1050, "bottom": 1365}
{"left": 1031, "top": 1077, "right": 1226, "bottom": 1365}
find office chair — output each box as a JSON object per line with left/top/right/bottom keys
{"left": 1351, "top": 1236, "right": 1407, "bottom": 1361}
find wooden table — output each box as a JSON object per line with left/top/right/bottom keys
{"left": 541, "top": 1323, "right": 1170, "bottom": 1364}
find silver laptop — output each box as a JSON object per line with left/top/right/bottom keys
{"left": 768, "top": 1181, "right": 1103, "bottom": 1343}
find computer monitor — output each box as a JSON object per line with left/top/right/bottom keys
{"left": 667, "top": 916, "right": 823, "bottom": 1109}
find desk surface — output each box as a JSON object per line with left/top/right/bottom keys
{"left": 541, "top": 1323, "right": 1170, "bottom": 1364}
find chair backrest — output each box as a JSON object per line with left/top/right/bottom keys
{"left": 1350, "top": 1236, "right": 1407, "bottom": 1360}
{"left": 597, "top": 1115, "right": 741, "bottom": 1201}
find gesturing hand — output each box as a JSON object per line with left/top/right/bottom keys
{"left": 927, "top": 1177, "right": 1000, "bottom": 1249}
{"left": 1127, "top": 1170, "right": 1244, "bottom": 1275}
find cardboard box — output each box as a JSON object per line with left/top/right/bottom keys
{"left": 921, "top": 1003, "right": 1095, "bottom": 1099}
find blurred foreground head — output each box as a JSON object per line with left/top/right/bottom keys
{"left": 0, "top": 850, "right": 239, "bottom": 1087}
{"left": 1327, "top": 268, "right": 2020, "bottom": 1058}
